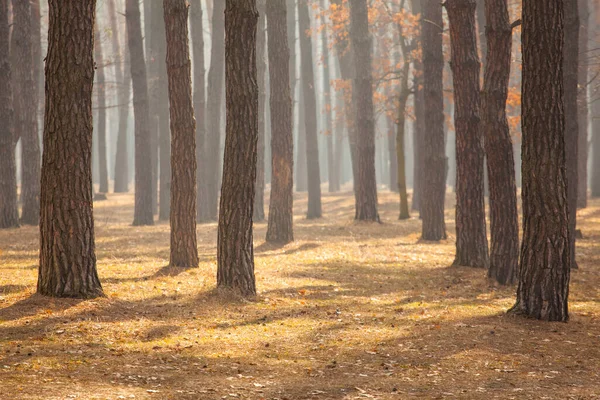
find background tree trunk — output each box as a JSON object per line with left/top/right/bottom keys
{"left": 94, "top": 22, "right": 109, "bottom": 194}
{"left": 577, "top": 0, "right": 589, "bottom": 209}
{"left": 38, "top": 0, "right": 103, "bottom": 298}
{"left": 254, "top": 0, "right": 267, "bottom": 222}
{"left": 510, "top": 0, "right": 570, "bottom": 322}
{"left": 126, "top": 0, "right": 154, "bottom": 226}
{"left": 387, "top": 116, "right": 398, "bottom": 194}
{"left": 564, "top": 0, "right": 579, "bottom": 268}
{"left": 0, "top": 0, "right": 18, "bottom": 229}
{"left": 217, "top": 0, "right": 259, "bottom": 297}
{"left": 482, "top": 0, "right": 519, "bottom": 285}
{"left": 190, "top": 0, "right": 207, "bottom": 221}
{"left": 298, "top": 0, "right": 322, "bottom": 219}
{"left": 420, "top": 0, "right": 447, "bottom": 240}
{"left": 109, "top": 0, "right": 130, "bottom": 194}
{"left": 145, "top": 2, "right": 159, "bottom": 215}
{"left": 266, "top": 0, "right": 294, "bottom": 244}
{"left": 410, "top": 0, "right": 423, "bottom": 214}
{"left": 446, "top": 0, "right": 489, "bottom": 268}
{"left": 349, "top": 0, "right": 378, "bottom": 222}
{"left": 592, "top": 2, "right": 600, "bottom": 198}
{"left": 12, "top": 0, "right": 40, "bottom": 226}
{"left": 164, "top": 0, "right": 199, "bottom": 268}
{"left": 203, "top": 0, "right": 226, "bottom": 222}
{"left": 320, "top": 0, "right": 335, "bottom": 193}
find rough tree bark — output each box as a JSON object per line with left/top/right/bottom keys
{"left": 446, "top": 0, "right": 489, "bottom": 268}
{"left": 126, "top": 0, "right": 154, "bottom": 226}
{"left": 109, "top": 0, "right": 130, "bottom": 194}
{"left": 164, "top": 0, "right": 199, "bottom": 268}
{"left": 145, "top": 2, "right": 159, "bottom": 214}
{"left": 420, "top": 0, "right": 446, "bottom": 240}
{"left": 12, "top": 0, "right": 40, "bottom": 226}
{"left": 94, "top": 22, "right": 109, "bottom": 194}
{"left": 266, "top": 0, "right": 294, "bottom": 244}
{"left": 0, "top": 0, "right": 18, "bottom": 229}
{"left": 592, "top": 3, "right": 600, "bottom": 198}
{"left": 410, "top": 0, "right": 423, "bottom": 213}
{"left": 190, "top": 0, "right": 207, "bottom": 221}
{"left": 298, "top": 0, "right": 322, "bottom": 218}
{"left": 564, "top": 0, "right": 579, "bottom": 268}
{"left": 217, "top": 0, "right": 259, "bottom": 297}
{"left": 203, "top": 0, "right": 226, "bottom": 221}
{"left": 38, "top": 0, "right": 103, "bottom": 298}
{"left": 254, "top": 0, "right": 267, "bottom": 222}
{"left": 481, "top": 0, "right": 519, "bottom": 285}
{"left": 577, "top": 0, "right": 589, "bottom": 209}
{"left": 509, "top": 0, "right": 571, "bottom": 322}
{"left": 349, "top": 0, "right": 378, "bottom": 222}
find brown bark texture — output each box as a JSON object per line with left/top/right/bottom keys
{"left": 592, "top": 2, "right": 600, "bottom": 198}
{"left": 409, "top": 0, "right": 422, "bottom": 213}
{"left": 446, "top": 0, "right": 489, "bottom": 268}
{"left": 481, "top": 0, "right": 519, "bottom": 285}
{"left": 266, "top": 0, "right": 294, "bottom": 244}
{"left": 202, "top": 0, "right": 226, "bottom": 222}
{"left": 217, "top": 0, "right": 259, "bottom": 297}
{"left": 109, "top": 0, "right": 130, "bottom": 194}
{"left": 190, "top": 0, "right": 207, "bottom": 221}
{"left": 38, "top": 0, "right": 103, "bottom": 298}
{"left": 94, "top": 22, "right": 109, "bottom": 194}
{"left": 0, "top": 0, "right": 18, "bottom": 228}
{"left": 254, "top": 0, "right": 267, "bottom": 222}
{"left": 12, "top": 0, "right": 40, "bottom": 226}
{"left": 320, "top": 0, "right": 335, "bottom": 193}
{"left": 510, "top": 0, "right": 571, "bottom": 322}
{"left": 420, "top": 0, "right": 446, "bottom": 240}
{"left": 126, "top": 0, "right": 154, "bottom": 226}
{"left": 577, "top": 0, "right": 588, "bottom": 209}
{"left": 349, "top": 0, "right": 378, "bottom": 222}
{"left": 298, "top": 0, "right": 322, "bottom": 218}
{"left": 164, "top": 0, "right": 199, "bottom": 268}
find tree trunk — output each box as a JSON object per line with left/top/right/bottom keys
{"left": 446, "top": 0, "right": 489, "bottom": 268}
{"left": 320, "top": 0, "right": 335, "bottom": 193}
{"left": 592, "top": 2, "right": 600, "bottom": 198}
{"left": 254, "top": 0, "right": 266, "bottom": 222}
{"left": 410, "top": 0, "right": 423, "bottom": 214}
{"left": 164, "top": 0, "right": 199, "bottom": 268}
{"left": 348, "top": 0, "right": 378, "bottom": 221}
{"left": 94, "top": 22, "right": 109, "bottom": 194}
{"left": 266, "top": 0, "right": 294, "bottom": 244}
{"left": 332, "top": 57, "right": 345, "bottom": 193}
{"left": 481, "top": 0, "right": 519, "bottom": 285}
{"left": 109, "top": 0, "right": 130, "bottom": 194}
{"left": 296, "top": 85, "right": 308, "bottom": 192}
{"left": 577, "top": 0, "right": 589, "bottom": 209}
{"left": 190, "top": 0, "right": 207, "bottom": 221}
{"left": 31, "top": 0, "right": 42, "bottom": 112}
{"left": 145, "top": 2, "right": 159, "bottom": 215}
{"left": 38, "top": 0, "right": 103, "bottom": 298}
{"left": 387, "top": 116, "right": 398, "bottom": 193}
{"left": 420, "top": 0, "right": 446, "bottom": 240}
{"left": 203, "top": 0, "right": 226, "bottom": 222}
{"left": 0, "top": 0, "right": 18, "bottom": 229}
{"left": 217, "top": 0, "right": 259, "bottom": 297}
{"left": 509, "top": 0, "right": 570, "bottom": 322}
{"left": 12, "top": 0, "right": 40, "bottom": 226}
{"left": 126, "top": 0, "right": 154, "bottom": 226}
{"left": 476, "top": 0, "right": 486, "bottom": 66}
{"left": 298, "top": 0, "right": 322, "bottom": 219}
{"left": 564, "top": 0, "right": 579, "bottom": 268}
{"left": 396, "top": 94, "right": 410, "bottom": 220}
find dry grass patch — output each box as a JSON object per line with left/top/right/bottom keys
{"left": 0, "top": 191, "right": 599, "bottom": 399}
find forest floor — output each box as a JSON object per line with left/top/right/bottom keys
{"left": 0, "top": 190, "right": 599, "bottom": 400}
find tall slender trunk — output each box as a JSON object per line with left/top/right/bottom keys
{"left": 0, "top": 0, "right": 18, "bottom": 228}
{"left": 320, "top": 0, "right": 335, "bottom": 193}
{"left": 266, "top": 0, "right": 294, "bottom": 244}
{"left": 94, "top": 22, "right": 109, "bottom": 194}
{"left": 592, "top": 2, "right": 600, "bottom": 198}
{"left": 190, "top": 0, "right": 207, "bottom": 220}
{"left": 387, "top": 116, "right": 398, "bottom": 193}
{"left": 109, "top": 0, "right": 130, "bottom": 193}
{"left": 254, "top": 0, "right": 267, "bottom": 222}
{"left": 217, "top": 0, "right": 259, "bottom": 297}
{"left": 510, "top": 0, "right": 570, "bottom": 322}
{"left": 420, "top": 0, "right": 447, "bottom": 240}
{"left": 446, "top": 0, "right": 489, "bottom": 268}
{"left": 38, "top": 0, "right": 103, "bottom": 298}
{"left": 164, "top": 0, "right": 199, "bottom": 268}
{"left": 126, "top": 0, "right": 154, "bottom": 226}
{"left": 482, "top": 0, "right": 519, "bottom": 285}
{"left": 577, "top": 0, "right": 589, "bottom": 209}
{"left": 12, "top": 0, "right": 40, "bottom": 226}
{"left": 410, "top": 0, "right": 423, "bottom": 213}
{"left": 145, "top": 1, "right": 159, "bottom": 214}
{"left": 564, "top": 0, "right": 579, "bottom": 268}
{"left": 203, "top": 0, "right": 226, "bottom": 221}
{"left": 298, "top": 0, "right": 322, "bottom": 218}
